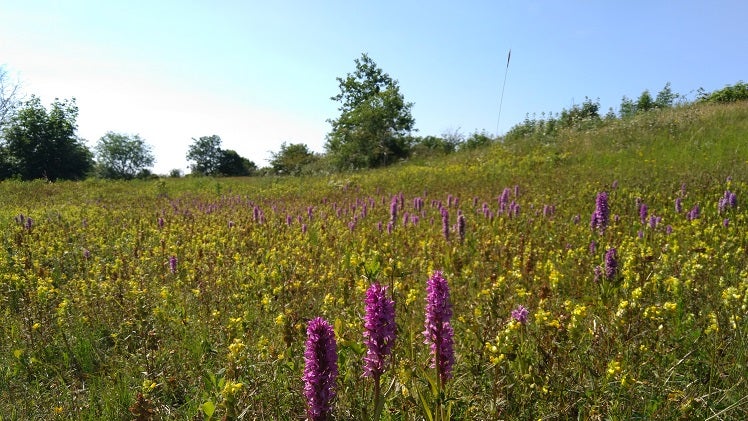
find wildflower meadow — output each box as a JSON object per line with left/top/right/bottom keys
{"left": 1, "top": 102, "right": 748, "bottom": 419}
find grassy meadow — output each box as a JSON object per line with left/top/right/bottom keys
{"left": 1, "top": 101, "right": 748, "bottom": 419}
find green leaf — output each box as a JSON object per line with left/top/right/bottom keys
{"left": 201, "top": 400, "right": 216, "bottom": 419}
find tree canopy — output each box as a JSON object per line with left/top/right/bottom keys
{"left": 95, "top": 132, "right": 155, "bottom": 179}
{"left": 325, "top": 54, "right": 415, "bottom": 170}
{"left": 186, "top": 135, "right": 256, "bottom": 176}
{"left": 269, "top": 142, "right": 318, "bottom": 175}
{"left": 1, "top": 96, "right": 92, "bottom": 180}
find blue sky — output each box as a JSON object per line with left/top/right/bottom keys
{"left": 1, "top": 1, "right": 746, "bottom": 174}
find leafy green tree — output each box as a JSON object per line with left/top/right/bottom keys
{"left": 462, "top": 131, "right": 494, "bottom": 150}
{"left": 619, "top": 96, "right": 636, "bottom": 118}
{"left": 325, "top": 54, "right": 415, "bottom": 169}
{"left": 95, "top": 132, "right": 155, "bottom": 179}
{"left": 698, "top": 81, "right": 748, "bottom": 103}
{"left": 187, "top": 135, "right": 224, "bottom": 175}
{"left": 655, "top": 82, "right": 677, "bottom": 108}
{"left": 186, "top": 135, "right": 255, "bottom": 176}
{"left": 1, "top": 96, "right": 93, "bottom": 180}
{"left": 218, "top": 149, "right": 257, "bottom": 176}
{"left": 269, "top": 142, "right": 318, "bottom": 175}
{"left": 636, "top": 90, "right": 655, "bottom": 113}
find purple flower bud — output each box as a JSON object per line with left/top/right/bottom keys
{"left": 639, "top": 203, "right": 648, "bottom": 224}
{"left": 675, "top": 197, "right": 682, "bottom": 213}
{"left": 363, "top": 284, "right": 396, "bottom": 379}
{"left": 423, "top": 271, "right": 455, "bottom": 384}
{"left": 303, "top": 317, "right": 338, "bottom": 421}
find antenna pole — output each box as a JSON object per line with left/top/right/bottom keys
{"left": 496, "top": 49, "right": 511, "bottom": 136}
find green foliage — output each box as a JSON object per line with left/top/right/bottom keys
{"left": 187, "top": 135, "right": 255, "bottom": 177}
{"left": 0, "top": 96, "right": 93, "bottom": 180}
{"left": 654, "top": 82, "right": 677, "bottom": 108}
{"left": 218, "top": 149, "right": 256, "bottom": 177}
{"left": 698, "top": 81, "right": 748, "bottom": 103}
{"left": 269, "top": 142, "right": 319, "bottom": 175}
{"left": 461, "top": 130, "right": 494, "bottom": 150}
{"left": 94, "top": 132, "right": 155, "bottom": 180}
{"left": 411, "top": 135, "right": 458, "bottom": 157}
{"left": 636, "top": 89, "right": 655, "bottom": 112}
{"left": 326, "top": 53, "right": 415, "bottom": 169}
{"left": 187, "top": 135, "right": 223, "bottom": 176}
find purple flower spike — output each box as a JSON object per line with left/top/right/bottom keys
{"left": 604, "top": 248, "right": 618, "bottom": 280}
{"left": 457, "top": 212, "right": 466, "bottom": 243}
{"left": 168, "top": 255, "right": 178, "bottom": 274}
{"left": 423, "top": 271, "right": 455, "bottom": 384}
{"left": 363, "top": 283, "right": 396, "bottom": 379}
{"left": 511, "top": 305, "right": 529, "bottom": 324}
{"left": 441, "top": 208, "right": 450, "bottom": 241}
{"left": 303, "top": 317, "right": 338, "bottom": 421}
{"left": 590, "top": 192, "right": 610, "bottom": 234}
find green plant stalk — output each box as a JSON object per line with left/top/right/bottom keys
{"left": 372, "top": 373, "right": 384, "bottom": 421}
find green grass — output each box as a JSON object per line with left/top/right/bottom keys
{"left": 1, "top": 101, "right": 747, "bottom": 419}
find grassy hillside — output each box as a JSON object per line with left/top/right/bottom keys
{"left": 1, "top": 101, "right": 747, "bottom": 419}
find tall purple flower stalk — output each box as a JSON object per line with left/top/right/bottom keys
{"left": 590, "top": 192, "right": 610, "bottom": 234}
{"left": 423, "top": 271, "right": 455, "bottom": 385}
{"left": 303, "top": 317, "right": 338, "bottom": 421}
{"left": 363, "top": 283, "right": 396, "bottom": 378}
{"left": 363, "top": 283, "right": 396, "bottom": 419}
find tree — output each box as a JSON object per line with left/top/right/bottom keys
{"left": 636, "top": 90, "right": 655, "bottom": 113}
{"left": 186, "top": 135, "right": 255, "bottom": 176}
{"left": 654, "top": 82, "right": 677, "bottom": 109}
{"left": 95, "top": 132, "right": 155, "bottom": 179}
{"left": 218, "top": 149, "right": 257, "bottom": 176}
{"left": 619, "top": 95, "right": 636, "bottom": 119}
{"left": 269, "top": 142, "right": 318, "bottom": 175}
{"left": 325, "top": 54, "right": 415, "bottom": 169}
{"left": 1, "top": 96, "right": 93, "bottom": 180}
{"left": 186, "top": 135, "right": 223, "bottom": 175}
{"left": 0, "top": 66, "right": 21, "bottom": 132}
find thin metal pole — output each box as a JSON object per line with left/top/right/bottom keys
{"left": 496, "top": 49, "right": 511, "bottom": 136}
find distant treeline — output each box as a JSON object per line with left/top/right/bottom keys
{"left": 1, "top": 56, "right": 746, "bottom": 181}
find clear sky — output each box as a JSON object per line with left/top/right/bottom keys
{"left": 1, "top": 1, "right": 746, "bottom": 174}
